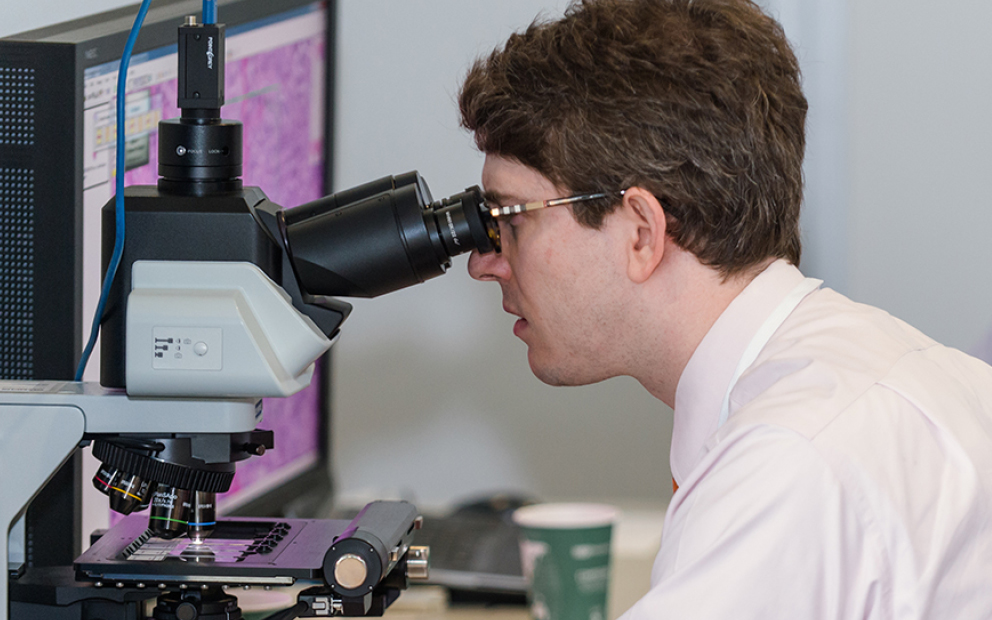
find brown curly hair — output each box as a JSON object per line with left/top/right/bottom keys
{"left": 459, "top": 0, "right": 807, "bottom": 276}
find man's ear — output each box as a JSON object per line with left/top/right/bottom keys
{"left": 619, "top": 187, "right": 668, "bottom": 284}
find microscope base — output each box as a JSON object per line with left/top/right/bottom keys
{"left": 9, "top": 566, "right": 154, "bottom": 620}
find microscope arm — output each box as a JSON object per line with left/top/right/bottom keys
{"left": 1, "top": 402, "right": 84, "bottom": 620}
{"left": 0, "top": 385, "right": 259, "bottom": 620}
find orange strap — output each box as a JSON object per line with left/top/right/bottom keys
{"left": 672, "top": 478, "right": 679, "bottom": 494}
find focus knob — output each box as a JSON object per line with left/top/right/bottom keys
{"left": 407, "top": 546, "right": 430, "bottom": 580}
{"left": 175, "top": 600, "right": 198, "bottom": 620}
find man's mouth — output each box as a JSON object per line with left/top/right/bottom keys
{"left": 503, "top": 303, "right": 528, "bottom": 337}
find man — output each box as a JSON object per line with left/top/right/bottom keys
{"left": 459, "top": 0, "right": 992, "bottom": 618}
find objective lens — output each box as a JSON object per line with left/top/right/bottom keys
{"left": 188, "top": 492, "right": 216, "bottom": 542}
{"left": 92, "top": 465, "right": 120, "bottom": 496}
{"left": 149, "top": 485, "right": 190, "bottom": 539}
{"left": 106, "top": 472, "right": 152, "bottom": 515}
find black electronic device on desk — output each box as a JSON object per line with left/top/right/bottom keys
{"left": 411, "top": 495, "right": 534, "bottom": 604}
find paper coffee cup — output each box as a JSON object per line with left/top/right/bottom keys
{"left": 512, "top": 503, "right": 620, "bottom": 620}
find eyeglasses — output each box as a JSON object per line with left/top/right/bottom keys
{"left": 488, "top": 191, "right": 624, "bottom": 219}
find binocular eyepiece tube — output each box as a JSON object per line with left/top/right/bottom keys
{"left": 280, "top": 172, "right": 500, "bottom": 298}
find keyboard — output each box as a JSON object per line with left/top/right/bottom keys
{"left": 413, "top": 511, "right": 527, "bottom": 596}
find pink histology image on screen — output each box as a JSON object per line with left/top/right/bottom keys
{"left": 123, "top": 35, "right": 325, "bottom": 210}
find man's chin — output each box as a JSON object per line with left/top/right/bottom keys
{"left": 527, "top": 351, "right": 598, "bottom": 387}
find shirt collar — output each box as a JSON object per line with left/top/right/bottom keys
{"left": 671, "top": 259, "right": 807, "bottom": 484}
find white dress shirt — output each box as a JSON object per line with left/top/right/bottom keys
{"left": 621, "top": 260, "right": 992, "bottom": 619}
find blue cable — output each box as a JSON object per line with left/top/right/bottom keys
{"left": 203, "top": 0, "right": 217, "bottom": 24}
{"left": 75, "top": 0, "right": 153, "bottom": 382}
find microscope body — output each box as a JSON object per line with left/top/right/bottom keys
{"left": 4, "top": 9, "right": 498, "bottom": 618}
{"left": 98, "top": 185, "right": 282, "bottom": 390}
{"left": 98, "top": 185, "right": 350, "bottom": 397}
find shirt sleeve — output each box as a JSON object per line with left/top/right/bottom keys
{"left": 621, "top": 425, "right": 888, "bottom": 620}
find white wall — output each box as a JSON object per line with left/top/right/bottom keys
{"left": 332, "top": 0, "right": 992, "bottom": 507}
{"left": 331, "top": 0, "right": 670, "bottom": 509}
{"left": 760, "top": 0, "right": 849, "bottom": 291}
{"left": 847, "top": 0, "right": 992, "bottom": 352}
{"left": 745, "top": 0, "right": 992, "bottom": 356}
{"left": 329, "top": 0, "right": 852, "bottom": 510}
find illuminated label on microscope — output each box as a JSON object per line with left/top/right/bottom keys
{"left": 152, "top": 491, "right": 180, "bottom": 509}
{"left": 207, "top": 37, "right": 215, "bottom": 70}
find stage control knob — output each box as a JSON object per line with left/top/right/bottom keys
{"left": 407, "top": 546, "right": 430, "bottom": 580}
{"left": 334, "top": 554, "right": 368, "bottom": 589}
{"left": 175, "top": 601, "right": 197, "bottom": 620}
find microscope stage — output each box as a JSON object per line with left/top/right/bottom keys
{"left": 75, "top": 513, "right": 351, "bottom": 587}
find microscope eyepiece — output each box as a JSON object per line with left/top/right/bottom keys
{"left": 431, "top": 186, "right": 500, "bottom": 258}
{"left": 280, "top": 172, "right": 500, "bottom": 298}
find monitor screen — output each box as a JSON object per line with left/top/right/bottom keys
{"left": 82, "top": 3, "right": 330, "bottom": 515}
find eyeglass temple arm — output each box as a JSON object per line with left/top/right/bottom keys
{"left": 488, "top": 191, "right": 619, "bottom": 218}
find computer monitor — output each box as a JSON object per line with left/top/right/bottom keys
{"left": 0, "top": 0, "right": 337, "bottom": 522}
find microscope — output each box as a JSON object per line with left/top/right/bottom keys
{"left": 1, "top": 12, "right": 501, "bottom": 620}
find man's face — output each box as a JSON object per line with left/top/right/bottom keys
{"left": 468, "top": 155, "right": 630, "bottom": 386}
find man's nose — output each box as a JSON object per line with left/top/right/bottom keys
{"left": 468, "top": 249, "right": 510, "bottom": 282}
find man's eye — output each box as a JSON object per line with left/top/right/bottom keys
{"left": 497, "top": 214, "right": 525, "bottom": 239}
